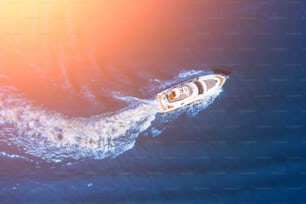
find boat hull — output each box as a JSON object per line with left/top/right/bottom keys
{"left": 156, "top": 74, "right": 228, "bottom": 112}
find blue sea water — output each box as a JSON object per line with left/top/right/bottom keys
{"left": 0, "top": 0, "right": 306, "bottom": 203}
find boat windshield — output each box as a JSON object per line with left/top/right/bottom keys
{"left": 167, "top": 86, "right": 192, "bottom": 102}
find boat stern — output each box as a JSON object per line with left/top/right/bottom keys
{"left": 156, "top": 92, "right": 174, "bottom": 112}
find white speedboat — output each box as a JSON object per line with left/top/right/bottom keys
{"left": 157, "top": 74, "right": 228, "bottom": 112}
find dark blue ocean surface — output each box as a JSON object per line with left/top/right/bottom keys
{"left": 0, "top": 0, "right": 306, "bottom": 203}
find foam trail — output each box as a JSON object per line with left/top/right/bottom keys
{"left": 0, "top": 151, "right": 33, "bottom": 162}
{"left": 0, "top": 71, "right": 224, "bottom": 162}
{"left": 0, "top": 88, "right": 159, "bottom": 162}
{"left": 112, "top": 92, "right": 152, "bottom": 104}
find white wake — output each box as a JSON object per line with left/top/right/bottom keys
{"left": 0, "top": 70, "right": 224, "bottom": 162}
